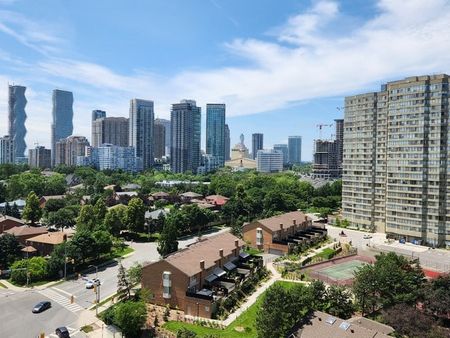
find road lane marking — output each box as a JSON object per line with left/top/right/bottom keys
{"left": 38, "top": 288, "right": 83, "bottom": 313}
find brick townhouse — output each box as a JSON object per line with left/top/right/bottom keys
{"left": 141, "top": 231, "right": 258, "bottom": 318}
{"left": 242, "top": 211, "right": 327, "bottom": 255}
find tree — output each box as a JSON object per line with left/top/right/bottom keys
{"left": 382, "top": 303, "right": 437, "bottom": 338}
{"left": 22, "top": 191, "right": 42, "bottom": 225}
{"left": 421, "top": 275, "right": 450, "bottom": 320}
{"left": 113, "top": 301, "right": 147, "bottom": 338}
{"left": 71, "top": 230, "right": 95, "bottom": 263}
{"left": 308, "top": 280, "right": 327, "bottom": 310}
{"left": 352, "top": 264, "right": 379, "bottom": 315}
{"left": 44, "top": 173, "right": 67, "bottom": 195}
{"left": 323, "top": 285, "right": 354, "bottom": 319}
{"left": 117, "top": 263, "right": 132, "bottom": 301}
{"left": 44, "top": 198, "right": 66, "bottom": 214}
{"left": 9, "top": 203, "right": 21, "bottom": 219}
{"left": 76, "top": 205, "right": 96, "bottom": 231}
{"left": 0, "top": 234, "right": 21, "bottom": 268}
{"left": 256, "top": 283, "right": 311, "bottom": 338}
{"left": 10, "top": 256, "right": 49, "bottom": 285}
{"left": 103, "top": 207, "right": 126, "bottom": 236}
{"left": 92, "top": 230, "right": 113, "bottom": 258}
{"left": 157, "top": 221, "right": 179, "bottom": 257}
{"left": 127, "top": 262, "right": 143, "bottom": 286}
{"left": 93, "top": 198, "right": 107, "bottom": 226}
{"left": 126, "top": 197, "right": 146, "bottom": 233}
{"left": 46, "top": 208, "right": 77, "bottom": 229}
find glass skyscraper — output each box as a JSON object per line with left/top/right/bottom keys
{"left": 288, "top": 136, "right": 302, "bottom": 164}
{"left": 8, "top": 85, "right": 27, "bottom": 160}
{"left": 170, "top": 100, "right": 201, "bottom": 173}
{"left": 206, "top": 103, "right": 226, "bottom": 166}
{"left": 129, "top": 99, "right": 154, "bottom": 170}
{"left": 224, "top": 124, "right": 231, "bottom": 161}
{"left": 252, "top": 133, "right": 264, "bottom": 160}
{"left": 51, "top": 89, "right": 74, "bottom": 166}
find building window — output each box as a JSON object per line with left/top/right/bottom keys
{"left": 162, "top": 271, "right": 172, "bottom": 299}
{"left": 256, "top": 228, "right": 263, "bottom": 245}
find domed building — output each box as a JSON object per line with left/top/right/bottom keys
{"left": 225, "top": 134, "right": 256, "bottom": 170}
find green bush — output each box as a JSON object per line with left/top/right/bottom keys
{"left": 10, "top": 257, "right": 49, "bottom": 285}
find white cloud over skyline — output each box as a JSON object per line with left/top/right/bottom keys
{"left": 1, "top": 0, "right": 450, "bottom": 151}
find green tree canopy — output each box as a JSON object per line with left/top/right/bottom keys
{"left": 157, "top": 221, "right": 178, "bottom": 257}
{"left": 112, "top": 301, "right": 147, "bottom": 338}
{"left": 22, "top": 191, "right": 42, "bottom": 225}
{"left": 0, "top": 233, "right": 21, "bottom": 269}
{"left": 126, "top": 197, "right": 146, "bottom": 233}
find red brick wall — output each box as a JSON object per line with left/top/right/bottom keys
{"left": 184, "top": 296, "right": 214, "bottom": 318}
{"left": 142, "top": 260, "right": 189, "bottom": 310}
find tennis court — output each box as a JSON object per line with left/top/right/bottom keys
{"left": 316, "top": 260, "right": 366, "bottom": 281}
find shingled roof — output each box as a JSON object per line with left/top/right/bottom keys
{"left": 256, "top": 211, "right": 309, "bottom": 232}
{"left": 5, "top": 225, "right": 47, "bottom": 237}
{"left": 152, "top": 231, "right": 245, "bottom": 277}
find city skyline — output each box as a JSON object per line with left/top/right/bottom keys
{"left": 2, "top": 1, "right": 450, "bottom": 160}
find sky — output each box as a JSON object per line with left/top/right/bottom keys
{"left": 1, "top": 0, "right": 450, "bottom": 160}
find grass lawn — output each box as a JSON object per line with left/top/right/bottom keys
{"left": 111, "top": 246, "right": 134, "bottom": 258}
{"left": 245, "top": 247, "right": 263, "bottom": 256}
{"left": 164, "top": 281, "right": 299, "bottom": 337}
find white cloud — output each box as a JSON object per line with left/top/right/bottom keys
{"left": 2, "top": 0, "right": 450, "bottom": 149}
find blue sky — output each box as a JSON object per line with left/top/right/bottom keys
{"left": 1, "top": 0, "right": 450, "bottom": 160}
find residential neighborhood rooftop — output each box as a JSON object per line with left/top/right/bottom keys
{"left": 4, "top": 225, "right": 47, "bottom": 237}
{"left": 255, "top": 210, "right": 309, "bottom": 232}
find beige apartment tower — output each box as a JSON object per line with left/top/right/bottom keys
{"left": 342, "top": 74, "right": 449, "bottom": 247}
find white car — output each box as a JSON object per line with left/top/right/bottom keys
{"left": 85, "top": 278, "right": 101, "bottom": 289}
{"left": 363, "top": 234, "right": 372, "bottom": 239}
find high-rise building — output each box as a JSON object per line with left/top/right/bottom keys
{"left": 252, "top": 133, "right": 264, "bottom": 160}
{"left": 224, "top": 124, "right": 231, "bottom": 161}
{"left": 342, "top": 74, "right": 450, "bottom": 246}
{"left": 129, "top": 99, "right": 154, "bottom": 169}
{"left": 92, "top": 117, "right": 129, "bottom": 147}
{"left": 153, "top": 123, "right": 165, "bottom": 159}
{"left": 206, "top": 103, "right": 226, "bottom": 166}
{"left": 256, "top": 149, "right": 283, "bottom": 173}
{"left": 8, "top": 85, "right": 27, "bottom": 161}
{"left": 92, "top": 109, "right": 106, "bottom": 122}
{"left": 55, "top": 136, "right": 89, "bottom": 167}
{"left": 51, "top": 89, "right": 74, "bottom": 166}
{"left": 312, "top": 119, "right": 344, "bottom": 179}
{"left": 82, "top": 144, "right": 142, "bottom": 172}
{"left": 170, "top": 100, "right": 201, "bottom": 173}
{"left": 0, "top": 135, "right": 14, "bottom": 164}
{"left": 273, "top": 144, "right": 289, "bottom": 165}
{"left": 288, "top": 136, "right": 302, "bottom": 164}
{"left": 28, "top": 146, "right": 51, "bottom": 169}
{"left": 155, "top": 118, "right": 171, "bottom": 157}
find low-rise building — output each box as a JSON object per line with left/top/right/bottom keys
{"left": 287, "top": 311, "right": 393, "bottom": 338}
{"left": 242, "top": 211, "right": 327, "bottom": 255}
{"left": 39, "top": 195, "right": 65, "bottom": 209}
{"left": 256, "top": 149, "right": 283, "bottom": 173}
{"left": 4, "top": 225, "right": 48, "bottom": 245}
{"left": 179, "top": 191, "right": 203, "bottom": 203}
{"left": 26, "top": 232, "right": 70, "bottom": 256}
{"left": 141, "top": 231, "right": 260, "bottom": 318}
{"left": 0, "top": 215, "right": 25, "bottom": 233}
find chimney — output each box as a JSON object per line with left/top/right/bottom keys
{"left": 219, "top": 248, "right": 224, "bottom": 257}
{"left": 280, "top": 223, "right": 284, "bottom": 230}
{"left": 200, "top": 260, "right": 205, "bottom": 270}
{"left": 234, "top": 239, "right": 239, "bottom": 248}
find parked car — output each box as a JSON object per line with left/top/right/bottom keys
{"left": 363, "top": 234, "right": 372, "bottom": 239}
{"left": 32, "top": 301, "right": 51, "bottom": 313}
{"left": 55, "top": 327, "right": 70, "bottom": 338}
{"left": 85, "top": 278, "right": 101, "bottom": 289}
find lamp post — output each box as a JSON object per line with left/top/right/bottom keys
{"left": 89, "top": 264, "right": 98, "bottom": 279}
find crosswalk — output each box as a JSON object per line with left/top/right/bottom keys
{"left": 39, "top": 288, "right": 84, "bottom": 313}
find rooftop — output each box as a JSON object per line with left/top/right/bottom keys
{"left": 0, "top": 215, "right": 25, "bottom": 224}
{"left": 4, "top": 225, "right": 47, "bottom": 237}
{"left": 180, "top": 191, "right": 203, "bottom": 198}
{"left": 289, "top": 311, "right": 392, "bottom": 338}
{"left": 149, "top": 231, "right": 244, "bottom": 277}
{"left": 255, "top": 211, "right": 309, "bottom": 232}
{"left": 26, "top": 232, "right": 70, "bottom": 245}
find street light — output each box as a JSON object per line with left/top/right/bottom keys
{"left": 89, "top": 264, "right": 99, "bottom": 279}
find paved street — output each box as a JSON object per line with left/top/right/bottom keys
{"left": 0, "top": 227, "right": 230, "bottom": 337}
{"left": 0, "top": 288, "right": 85, "bottom": 338}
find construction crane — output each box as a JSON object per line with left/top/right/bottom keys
{"left": 316, "top": 124, "right": 333, "bottom": 139}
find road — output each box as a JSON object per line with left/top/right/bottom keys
{"left": 0, "top": 288, "right": 84, "bottom": 338}
{"left": 0, "top": 227, "right": 230, "bottom": 337}
{"left": 326, "top": 225, "right": 450, "bottom": 272}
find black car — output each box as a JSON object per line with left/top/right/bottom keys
{"left": 32, "top": 301, "right": 51, "bottom": 313}
{"left": 55, "top": 326, "right": 70, "bottom": 338}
